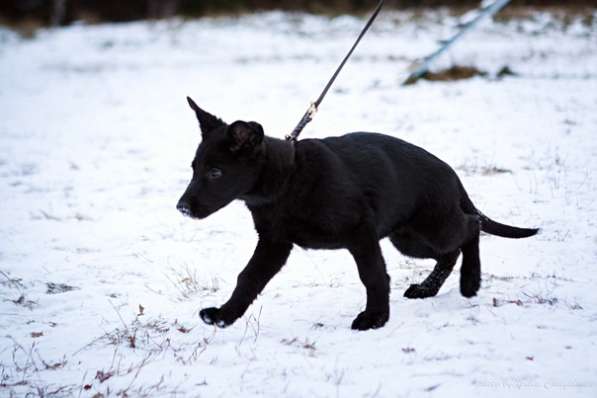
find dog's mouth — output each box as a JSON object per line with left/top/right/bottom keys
{"left": 177, "top": 197, "right": 233, "bottom": 220}
{"left": 177, "top": 202, "right": 211, "bottom": 220}
{"left": 178, "top": 205, "right": 193, "bottom": 218}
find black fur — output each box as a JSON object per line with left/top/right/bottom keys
{"left": 177, "top": 97, "right": 539, "bottom": 331}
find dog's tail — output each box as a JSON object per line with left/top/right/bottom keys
{"left": 459, "top": 182, "right": 539, "bottom": 239}
{"left": 477, "top": 212, "right": 539, "bottom": 238}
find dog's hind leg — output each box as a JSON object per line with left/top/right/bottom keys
{"left": 404, "top": 250, "right": 460, "bottom": 299}
{"left": 347, "top": 223, "right": 391, "bottom": 331}
{"left": 459, "top": 215, "right": 481, "bottom": 297}
{"left": 390, "top": 232, "right": 459, "bottom": 299}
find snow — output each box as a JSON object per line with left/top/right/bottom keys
{"left": 1, "top": 10, "right": 597, "bottom": 397}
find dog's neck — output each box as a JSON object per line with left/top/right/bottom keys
{"left": 240, "top": 136, "right": 296, "bottom": 207}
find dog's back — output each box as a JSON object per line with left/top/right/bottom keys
{"left": 286, "top": 132, "right": 463, "bottom": 239}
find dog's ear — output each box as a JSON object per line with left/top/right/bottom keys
{"left": 227, "top": 121, "right": 264, "bottom": 154}
{"left": 186, "top": 96, "right": 226, "bottom": 136}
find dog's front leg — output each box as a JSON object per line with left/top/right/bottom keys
{"left": 347, "top": 224, "right": 391, "bottom": 331}
{"left": 199, "top": 239, "right": 292, "bottom": 328}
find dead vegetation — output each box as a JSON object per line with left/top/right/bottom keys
{"left": 492, "top": 292, "right": 583, "bottom": 310}
{"left": 416, "top": 65, "right": 519, "bottom": 84}
{"left": 1, "top": 304, "right": 212, "bottom": 397}
{"left": 0, "top": 17, "right": 43, "bottom": 39}
{"left": 45, "top": 282, "right": 78, "bottom": 295}
{"left": 30, "top": 210, "right": 93, "bottom": 222}
{"left": 281, "top": 337, "right": 317, "bottom": 354}
{"left": 494, "top": 5, "right": 596, "bottom": 27}
{"left": 0, "top": 270, "right": 24, "bottom": 291}
{"left": 0, "top": 275, "right": 35, "bottom": 310}
{"left": 0, "top": 337, "right": 72, "bottom": 396}
{"left": 421, "top": 65, "right": 488, "bottom": 82}
{"left": 457, "top": 162, "right": 513, "bottom": 177}
{"left": 75, "top": 303, "right": 210, "bottom": 365}
{"left": 10, "top": 295, "right": 37, "bottom": 310}
{"left": 164, "top": 265, "right": 219, "bottom": 301}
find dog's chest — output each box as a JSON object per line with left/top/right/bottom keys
{"left": 253, "top": 208, "right": 348, "bottom": 250}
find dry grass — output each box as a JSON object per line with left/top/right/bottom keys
{"left": 457, "top": 162, "right": 513, "bottom": 176}
{"left": 495, "top": 5, "right": 596, "bottom": 26}
{"left": 0, "top": 17, "right": 44, "bottom": 39}
{"left": 422, "top": 65, "right": 488, "bottom": 82}
{"left": 0, "top": 304, "right": 214, "bottom": 397}
{"left": 164, "top": 264, "right": 219, "bottom": 301}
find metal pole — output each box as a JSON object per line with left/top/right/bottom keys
{"left": 402, "top": 0, "right": 512, "bottom": 85}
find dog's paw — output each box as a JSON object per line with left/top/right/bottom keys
{"left": 351, "top": 310, "right": 389, "bottom": 331}
{"left": 199, "top": 307, "right": 219, "bottom": 325}
{"left": 199, "top": 307, "right": 235, "bottom": 328}
{"left": 403, "top": 283, "right": 438, "bottom": 299}
{"left": 459, "top": 276, "right": 480, "bottom": 298}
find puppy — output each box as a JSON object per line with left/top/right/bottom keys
{"left": 177, "top": 97, "right": 538, "bottom": 331}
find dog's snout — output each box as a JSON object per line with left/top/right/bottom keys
{"left": 177, "top": 200, "right": 192, "bottom": 217}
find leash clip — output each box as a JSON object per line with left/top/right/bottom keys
{"left": 307, "top": 101, "right": 318, "bottom": 117}
{"left": 286, "top": 101, "right": 318, "bottom": 142}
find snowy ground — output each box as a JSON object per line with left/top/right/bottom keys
{"left": 1, "top": 9, "right": 597, "bottom": 397}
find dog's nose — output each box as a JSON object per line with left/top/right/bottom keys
{"left": 177, "top": 201, "right": 192, "bottom": 217}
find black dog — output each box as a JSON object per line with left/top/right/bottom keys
{"left": 177, "top": 97, "right": 538, "bottom": 331}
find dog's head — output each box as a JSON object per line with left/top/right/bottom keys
{"left": 177, "top": 97, "right": 266, "bottom": 219}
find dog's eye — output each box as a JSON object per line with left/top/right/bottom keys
{"left": 206, "top": 168, "right": 222, "bottom": 180}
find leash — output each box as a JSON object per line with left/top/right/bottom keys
{"left": 285, "top": 0, "right": 385, "bottom": 142}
